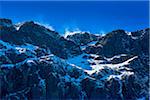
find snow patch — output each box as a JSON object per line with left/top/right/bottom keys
{"left": 1, "top": 64, "right": 14, "bottom": 68}
{"left": 14, "top": 22, "right": 25, "bottom": 30}
{"left": 66, "top": 54, "right": 92, "bottom": 70}
{"left": 105, "top": 54, "right": 127, "bottom": 61}
{"left": 64, "top": 29, "right": 82, "bottom": 38}
{"left": 64, "top": 28, "right": 90, "bottom": 38}
{"left": 126, "top": 31, "right": 139, "bottom": 40}
{"left": 20, "top": 43, "right": 39, "bottom": 52}
{"left": 15, "top": 47, "right": 26, "bottom": 54}
{"left": 85, "top": 56, "right": 137, "bottom": 75}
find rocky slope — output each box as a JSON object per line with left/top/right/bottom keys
{"left": 0, "top": 18, "right": 149, "bottom": 100}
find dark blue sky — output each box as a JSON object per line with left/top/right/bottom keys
{"left": 0, "top": 1, "right": 149, "bottom": 34}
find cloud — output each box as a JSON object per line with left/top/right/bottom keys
{"left": 35, "top": 22, "right": 55, "bottom": 31}
{"left": 42, "top": 23, "right": 55, "bottom": 31}
{"left": 99, "top": 30, "right": 106, "bottom": 36}
{"left": 64, "top": 27, "right": 82, "bottom": 38}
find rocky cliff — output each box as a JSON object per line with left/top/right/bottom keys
{"left": 0, "top": 18, "right": 149, "bottom": 100}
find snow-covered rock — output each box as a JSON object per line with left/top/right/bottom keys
{"left": 0, "top": 18, "right": 149, "bottom": 100}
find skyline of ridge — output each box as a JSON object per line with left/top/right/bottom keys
{"left": 0, "top": 1, "right": 149, "bottom": 34}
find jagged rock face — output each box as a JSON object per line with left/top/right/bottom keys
{"left": 0, "top": 20, "right": 82, "bottom": 59}
{"left": 0, "top": 18, "right": 12, "bottom": 27}
{"left": 136, "top": 28, "right": 149, "bottom": 55}
{"left": 0, "top": 55, "right": 86, "bottom": 99}
{"left": 66, "top": 32, "right": 99, "bottom": 46}
{"left": 85, "top": 29, "right": 149, "bottom": 57}
{"left": 86, "top": 30, "right": 132, "bottom": 57}
{"left": 0, "top": 18, "right": 149, "bottom": 100}
{"left": 98, "top": 30, "right": 132, "bottom": 57}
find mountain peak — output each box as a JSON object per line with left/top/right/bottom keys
{"left": 65, "top": 31, "right": 99, "bottom": 46}
{"left": 0, "top": 18, "right": 12, "bottom": 27}
{"left": 0, "top": 19, "right": 149, "bottom": 100}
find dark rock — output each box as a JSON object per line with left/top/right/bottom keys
{"left": 0, "top": 18, "right": 12, "bottom": 26}
{"left": 90, "top": 87, "right": 107, "bottom": 100}
{"left": 0, "top": 55, "right": 12, "bottom": 64}
{"left": 66, "top": 32, "right": 99, "bottom": 46}
{"left": 122, "top": 75, "right": 142, "bottom": 99}
{"left": 6, "top": 67, "right": 24, "bottom": 92}
{"left": 0, "top": 19, "right": 149, "bottom": 99}
{"left": 81, "top": 77, "right": 97, "bottom": 98}
{"left": 1, "top": 21, "right": 82, "bottom": 59}
{"left": 46, "top": 73, "right": 59, "bottom": 99}
{"left": 84, "top": 45, "right": 102, "bottom": 54}
{"left": 105, "top": 78, "right": 123, "bottom": 100}
{"left": 5, "top": 49, "right": 30, "bottom": 64}
{"left": 68, "top": 67, "right": 82, "bottom": 79}
{"left": 94, "top": 55, "right": 105, "bottom": 60}
{"left": 27, "top": 73, "right": 39, "bottom": 87}
{"left": 111, "top": 55, "right": 134, "bottom": 64}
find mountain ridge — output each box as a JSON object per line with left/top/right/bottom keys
{"left": 0, "top": 18, "right": 149, "bottom": 100}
